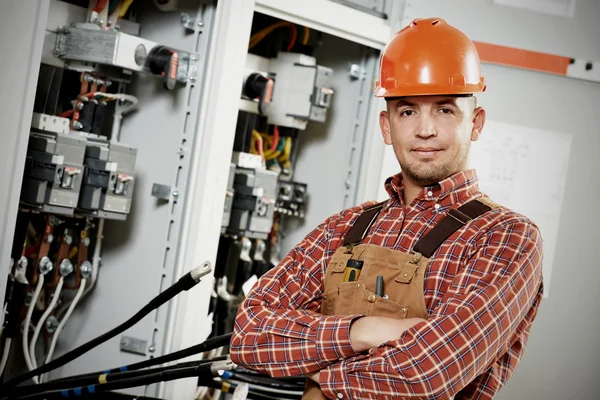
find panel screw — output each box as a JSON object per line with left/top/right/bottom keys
{"left": 39, "top": 257, "right": 53, "bottom": 275}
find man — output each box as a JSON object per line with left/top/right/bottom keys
{"left": 230, "top": 17, "right": 544, "bottom": 399}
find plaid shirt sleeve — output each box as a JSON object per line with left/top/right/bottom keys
{"left": 319, "top": 218, "right": 544, "bottom": 399}
{"left": 229, "top": 215, "right": 362, "bottom": 377}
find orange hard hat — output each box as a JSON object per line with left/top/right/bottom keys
{"left": 374, "top": 18, "right": 486, "bottom": 98}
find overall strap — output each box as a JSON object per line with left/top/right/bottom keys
{"left": 343, "top": 202, "right": 386, "bottom": 248}
{"left": 413, "top": 198, "right": 497, "bottom": 258}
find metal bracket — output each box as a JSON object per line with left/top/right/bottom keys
{"left": 120, "top": 335, "right": 147, "bottom": 356}
{"left": 151, "top": 183, "right": 178, "bottom": 201}
{"left": 349, "top": 64, "right": 366, "bottom": 80}
{"left": 53, "top": 26, "right": 70, "bottom": 58}
{"left": 180, "top": 13, "right": 197, "bottom": 31}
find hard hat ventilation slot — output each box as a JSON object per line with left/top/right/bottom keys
{"left": 432, "top": 19, "right": 440, "bottom": 25}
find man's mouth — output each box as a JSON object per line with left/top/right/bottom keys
{"left": 412, "top": 148, "right": 442, "bottom": 157}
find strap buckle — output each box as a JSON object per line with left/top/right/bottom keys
{"left": 411, "top": 251, "right": 422, "bottom": 264}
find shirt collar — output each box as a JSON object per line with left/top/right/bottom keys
{"left": 384, "top": 169, "right": 480, "bottom": 207}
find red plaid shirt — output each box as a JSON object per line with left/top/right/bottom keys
{"left": 230, "top": 169, "right": 544, "bottom": 399}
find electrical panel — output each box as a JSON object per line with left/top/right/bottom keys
{"left": 0, "top": 0, "right": 382, "bottom": 398}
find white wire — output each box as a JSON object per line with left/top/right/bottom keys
{"left": 195, "top": 385, "right": 209, "bottom": 400}
{"left": 92, "top": 92, "right": 139, "bottom": 144}
{"left": 30, "top": 277, "right": 64, "bottom": 370}
{"left": 92, "top": 92, "right": 139, "bottom": 113}
{"left": 23, "top": 274, "right": 45, "bottom": 384}
{"left": 0, "top": 338, "right": 12, "bottom": 376}
{"left": 41, "top": 278, "right": 87, "bottom": 383}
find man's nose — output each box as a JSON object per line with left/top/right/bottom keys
{"left": 415, "top": 115, "right": 437, "bottom": 139}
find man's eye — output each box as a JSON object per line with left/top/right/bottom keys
{"left": 400, "top": 110, "right": 415, "bottom": 117}
{"left": 440, "top": 108, "right": 453, "bottom": 114}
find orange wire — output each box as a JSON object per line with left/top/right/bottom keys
{"left": 93, "top": 0, "right": 108, "bottom": 13}
{"left": 287, "top": 26, "right": 297, "bottom": 51}
{"left": 270, "top": 126, "right": 280, "bottom": 151}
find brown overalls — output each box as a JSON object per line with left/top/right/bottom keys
{"left": 302, "top": 197, "right": 499, "bottom": 399}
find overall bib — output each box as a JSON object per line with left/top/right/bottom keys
{"left": 302, "top": 197, "right": 499, "bottom": 399}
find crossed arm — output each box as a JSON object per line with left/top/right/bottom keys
{"left": 229, "top": 216, "right": 543, "bottom": 399}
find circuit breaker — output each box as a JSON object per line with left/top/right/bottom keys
{"left": 241, "top": 52, "right": 334, "bottom": 130}
{"left": 276, "top": 180, "right": 308, "bottom": 218}
{"left": 228, "top": 164, "right": 278, "bottom": 240}
{"left": 79, "top": 139, "right": 137, "bottom": 220}
{"left": 21, "top": 117, "right": 87, "bottom": 216}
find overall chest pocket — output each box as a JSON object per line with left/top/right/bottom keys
{"left": 322, "top": 281, "right": 410, "bottom": 319}
{"left": 321, "top": 245, "right": 426, "bottom": 319}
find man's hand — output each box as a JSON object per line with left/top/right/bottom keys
{"left": 349, "top": 316, "right": 426, "bottom": 353}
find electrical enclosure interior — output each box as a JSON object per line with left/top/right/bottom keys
{"left": 0, "top": 0, "right": 391, "bottom": 398}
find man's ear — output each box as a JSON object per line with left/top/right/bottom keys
{"left": 470, "top": 107, "right": 486, "bottom": 142}
{"left": 380, "top": 110, "right": 392, "bottom": 145}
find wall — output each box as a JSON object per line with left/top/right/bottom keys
{"left": 371, "top": 0, "right": 600, "bottom": 398}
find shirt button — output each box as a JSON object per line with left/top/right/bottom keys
{"left": 427, "top": 190, "right": 433, "bottom": 197}
{"left": 368, "top": 294, "right": 376, "bottom": 303}
{"left": 337, "top": 394, "right": 344, "bottom": 399}
{"left": 434, "top": 204, "right": 441, "bottom": 210}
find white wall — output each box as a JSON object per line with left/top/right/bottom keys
{"left": 369, "top": 0, "right": 600, "bottom": 398}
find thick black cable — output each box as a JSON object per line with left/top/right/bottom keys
{"left": 4, "top": 356, "right": 228, "bottom": 398}
{"left": 226, "top": 371, "right": 305, "bottom": 391}
{"left": 14, "top": 363, "right": 215, "bottom": 400}
{"left": 234, "top": 366, "right": 307, "bottom": 384}
{"left": 48, "top": 332, "right": 232, "bottom": 386}
{"left": 1, "top": 269, "right": 202, "bottom": 389}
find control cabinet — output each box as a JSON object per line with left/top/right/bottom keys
{"left": 0, "top": 1, "right": 391, "bottom": 399}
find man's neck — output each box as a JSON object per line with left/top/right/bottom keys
{"left": 402, "top": 176, "right": 425, "bottom": 207}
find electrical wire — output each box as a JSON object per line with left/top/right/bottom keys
{"left": 22, "top": 274, "right": 45, "bottom": 384}
{"left": 222, "top": 371, "right": 304, "bottom": 391}
{"left": 251, "top": 130, "right": 265, "bottom": 160}
{"left": 118, "top": 0, "right": 134, "bottom": 18}
{"left": 29, "top": 277, "right": 64, "bottom": 370}
{"left": 41, "top": 277, "right": 87, "bottom": 383}
{"left": 1, "top": 263, "right": 210, "bottom": 390}
{"left": 270, "top": 126, "right": 279, "bottom": 151}
{"left": 48, "top": 332, "right": 232, "bottom": 387}
{"left": 0, "top": 338, "right": 12, "bottom": 377}
{"left": 6, "top": 357, "right": 228, "bottom": 398}
{"left": 249, "top": 22, "right": 300, "bottom": 52}
{"left": 12, "top": 360, "right": 229, "bottom": 400}
{"left": 99, "top": 92, "right": 139, "bottom": 144}
{"left": 93, "top": 0, "right": 108, "bottom": 13}
{"left": 302, "top": 27, "right": 310, "bottom": 45}
{"left": 93, "top": 92, "right": 138, "bottom": 115}
{"left": 108, "top": 0, "right": 121, "bottom": 15}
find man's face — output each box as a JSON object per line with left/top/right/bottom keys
{"left": 379, "top": 95, "right": 486, "bottom": 186}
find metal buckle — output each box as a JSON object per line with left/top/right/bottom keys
{"left": 448, "top": 209, "right": 471, "bottom": 224}
{"left": 412, "top": 251, "right": 422, "bottom": 264}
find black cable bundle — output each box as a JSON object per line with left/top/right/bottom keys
{"left": 0, "top": 263, "right": 210, "bottom": 390}
{"left": 13, "top": 362, "right": 219, "bottom": 400}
